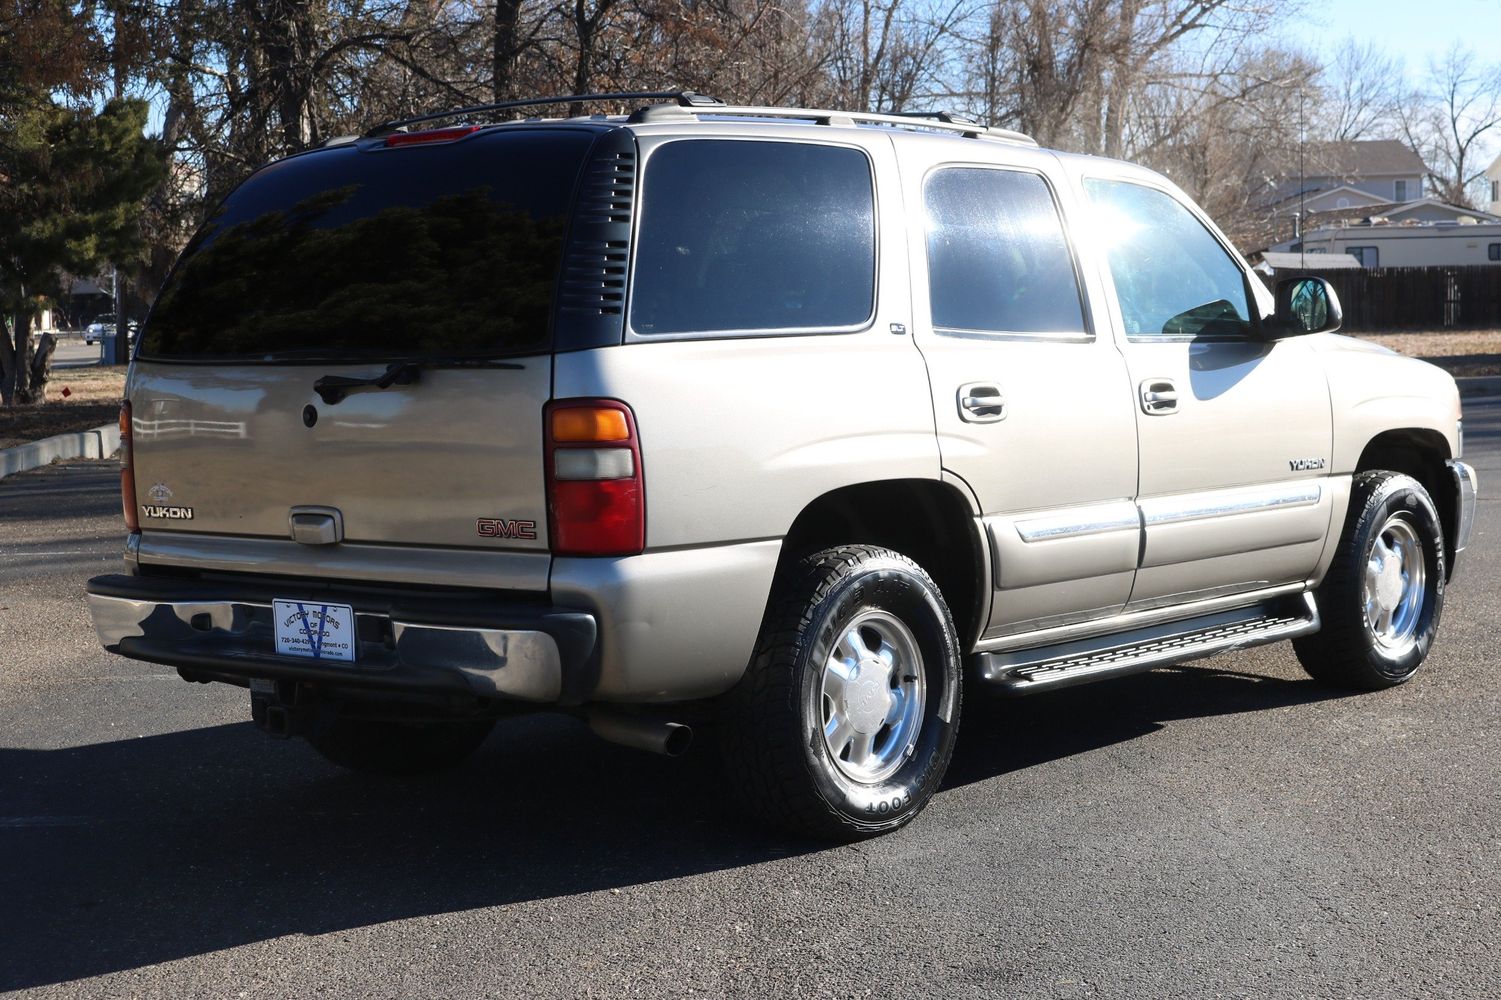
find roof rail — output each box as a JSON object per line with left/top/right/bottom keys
{"left": 363, "top": 91, "right": 726, "bottom": 137}
{"left": 627, "top": 102, "right": 1037, "bottom": 146}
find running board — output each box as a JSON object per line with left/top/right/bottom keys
{"left": 976, "top": 593, "right": 1320, "bottom": 695}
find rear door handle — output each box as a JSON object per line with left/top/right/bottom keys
{"left": 1140, "top": 378, "right": 1178, "bottom": 415}
{"left": 958, "top": 382, "right": 1006, "bottom": 423}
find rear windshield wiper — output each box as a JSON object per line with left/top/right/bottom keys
{"left": 312, "top": 357, "right": 524, "bottom": 405}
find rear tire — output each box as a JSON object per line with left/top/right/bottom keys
{"left": 306, "top": 711, "right": 495, "bottom": 775}
{"left": 1294, "top": 471, "right": 1445, "bottom": 690}
{"left": 719, "top": 545, "right": 962, "bottom": 841}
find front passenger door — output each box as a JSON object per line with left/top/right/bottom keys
{"left": 1081, "top": 176, "right": 1334, "bottom": 611}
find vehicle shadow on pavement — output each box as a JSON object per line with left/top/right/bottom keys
{"left": 0, "top": 666, "right": 1340, "bottom": 990}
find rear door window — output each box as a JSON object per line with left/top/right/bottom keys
{"left": 923, "top": 167, "right": 1087, "bottom": 336}
{"left": 141, "top": 129, "right": 595, "bottom": 361}
{"left": 630, "top": 140, "right": 876, "bottom": 336}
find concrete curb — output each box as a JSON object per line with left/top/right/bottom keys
{"left": 0, "top": 422, "right": 121, "bottom": 481}
{"left": 1457, "top": 376, "right": 1501, "bottom": 398}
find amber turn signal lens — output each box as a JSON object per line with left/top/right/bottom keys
{"left": 551, "top": 407, "right": 630, "bottom": 443}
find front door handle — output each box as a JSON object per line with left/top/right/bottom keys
{"left": 1140, "top": 378, "right": 1178, "bottom": 415}
{"left": 958, "top": 382, "right": 1006, "bottom": 423}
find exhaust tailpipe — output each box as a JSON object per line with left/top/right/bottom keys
{"left": 587, "top": 709, "right": 693, "bottom": 757}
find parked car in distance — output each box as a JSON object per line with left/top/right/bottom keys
{"left": 85, "top": 92, "right": 1478, "bottom": 841}
{"left": 83, "top": 314, "right": 116, "bottom": 345}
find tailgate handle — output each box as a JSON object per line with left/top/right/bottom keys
{"left": 289, "top": 507, "right": 344, "bottom": 546}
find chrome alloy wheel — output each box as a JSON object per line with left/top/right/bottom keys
{"left": 819, "top": 610, "right": 927, "bottom": 784}
{"left": 1364, "top": 515, "right": 1426, "bottom": 654}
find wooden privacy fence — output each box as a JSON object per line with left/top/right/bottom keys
{"left": 1257, "top": 265, "right": 1501, "bottom": 332}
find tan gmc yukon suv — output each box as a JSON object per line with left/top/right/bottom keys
{"left": 86, "top": 92, "right": 1479, "bottom": 840}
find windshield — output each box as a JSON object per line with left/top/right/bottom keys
{"left": 140, "top": 129, "right": 595, "bottom": 361}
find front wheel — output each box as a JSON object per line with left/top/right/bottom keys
{"left": 719, "top": 545, "right": 962, "bottom": 840}
{"left": 1294, "top": 471, "right": 1445, "bottom": 690}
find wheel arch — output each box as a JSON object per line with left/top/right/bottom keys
{"left": 1354, "top": 427, "right": 1457, "bottom": 577}
{"left": 775, "top": 478, "right": 988, "bottom": 650}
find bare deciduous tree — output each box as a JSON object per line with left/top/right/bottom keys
{"left": 1398, "top": 44, "right": 1501, "bottom": 208}
{"left": 1318, "top": 38, "right": 1402, "bottom": 141}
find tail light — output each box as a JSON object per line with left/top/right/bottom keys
{"left": 120, "top": 401, "right": 139, "bottom": 533}
{"left": 545, "top": 399, "right": 644, "bottom": 556}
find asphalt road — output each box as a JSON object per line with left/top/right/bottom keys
{"left": 1, "top": 399, "right": 1498, "bottom": 999}
{"left": 47, "top": 337, "right": 112, "bottom": 370}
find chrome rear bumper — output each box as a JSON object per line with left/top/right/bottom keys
{"left": 85, "top": 574, "right": 597, "bottom": 704}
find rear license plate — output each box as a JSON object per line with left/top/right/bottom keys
{"left": 273, "top": 599, "right": 357, "bottom": 663}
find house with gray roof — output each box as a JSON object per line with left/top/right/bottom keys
{"left": 1269, "top": 139, "right": 1430, "bottom": 209}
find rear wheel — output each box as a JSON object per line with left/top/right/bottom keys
{"left": 306, "top": 709, "right": 495, "bottom": 775}
{"left": 1294, "top": 471, "right": 1445, "bottom": 690}
{"left": 719, "top": 545, "right": 962, "bottom": 840}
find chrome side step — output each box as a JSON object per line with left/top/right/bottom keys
{"left": 976, "top": 592, "right": 1320, "bottom": 695}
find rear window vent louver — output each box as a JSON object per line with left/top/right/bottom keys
{"left": 575, "top": 151, "right": 636, "bottom": 225}
{"left": 558, "top": 148, "right": 636, "bottom": 317}
{"left": 558, "top": 240, "right": 629, "bottom": 314}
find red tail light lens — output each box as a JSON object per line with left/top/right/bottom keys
{"left": 120, "top": 401, "right": 139, "bottom": 533}
{"left": 545, "top": 400, "right": 644, "bottom": 556}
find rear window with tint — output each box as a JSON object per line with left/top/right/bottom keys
{"left": 630, "top": 140, "right": 876, "bottom": 335}
{"left": 141, "top": 130, "right": 594, "bottom": 361}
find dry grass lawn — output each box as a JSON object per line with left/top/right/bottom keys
{"left": 0, "top": 366, "right": 127, "bottom": 450}
{"left": 1355, "top": 329, "right": 1501, "bottom": 376}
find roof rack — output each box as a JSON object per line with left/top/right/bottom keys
{"left": 362, "top": 90, "right": 1037, "bottom": 147}
{"left": 627, "top": 102, "right": 1037, "bottom": 146}
{"left": 363, "top": 90, "right": 726, "bottom": 137}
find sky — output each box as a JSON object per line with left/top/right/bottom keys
{"left": 1292, "top": 0, "right": 1501, "bottom": 68}
{"left": 1282, "top": 0, "right": 1501, "bottom": 177}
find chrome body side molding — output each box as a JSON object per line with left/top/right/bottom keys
{"left": 1012, "top": 500, "right": 1141, "bottom": 542}
{"left": 1139, "top": 482, "right": 1322, "bottom": 527}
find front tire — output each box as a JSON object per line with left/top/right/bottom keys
{"left": 719, "top": 545, "right": 962, "bottom": 840}
{"left": 1294, "top": 471, "right": 1445, "bottom": 690}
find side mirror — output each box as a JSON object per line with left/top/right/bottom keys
{"left": 1269, "top": 276, "right": 1342, "bottom": 337}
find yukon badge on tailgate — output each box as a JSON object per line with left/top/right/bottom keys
{"left": 142, "top": 505, "right": 194, "bottom": 520}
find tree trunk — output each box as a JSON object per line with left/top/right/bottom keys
{"left": 29, "top": 332, "right": 56, "bottom": 401}
{"left": 1103, "top": 0, "right": 1139, "bottom": 160}
{"left": 0, "top": 315, "right": 15, "bottom": 407}
{"left": 570, "top": 0, "right": 597, "bottom": 113}
{"left": 494, "top": 0, "right": 524, "bottom": 103}
{"left": 6, "top": 307, "right": 37, "bottom": 406}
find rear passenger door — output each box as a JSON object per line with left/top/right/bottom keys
{"left": 1077, "top": 173, "right": 1334, "bottom": 611}
{"left": 903, "top": 143, "right": 1139, "bottom": 639}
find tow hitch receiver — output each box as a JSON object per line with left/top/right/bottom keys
{"left": 250, "top": 678, "right": 316, "bottom": 739}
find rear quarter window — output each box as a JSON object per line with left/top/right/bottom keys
{"left": 629, "top": 140, "right": 876, "bottom": 336}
